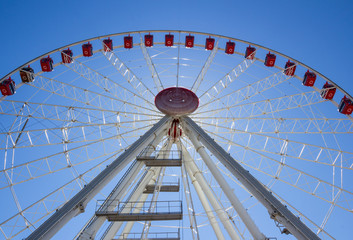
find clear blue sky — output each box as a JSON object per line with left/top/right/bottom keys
{"left": 1, "top": 1, "right": 353, "bottom": 239}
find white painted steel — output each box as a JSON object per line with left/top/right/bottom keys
{"left": 180, "top": 143, "right": 240, "bottom": 240}
{"left": 186, "top": 129, "right": 266, "bottom": 240}
{"left": 102, "top": 167, "right": 161, "bottom": 240}
{"left": 26, "top": 116, "right": 170, "bottom": 240}
{"left": 182, "top": 116, "right": 321, "bottom": 240}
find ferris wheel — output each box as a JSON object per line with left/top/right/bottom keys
{"left": 0, "top": 30, "right": 353, "bottom": 240}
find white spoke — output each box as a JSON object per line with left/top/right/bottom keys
{"left": 62, "top": 55, "right": 155, "bottom": 108}
{"left": 198, "top": 54, "right": 257, "bottom": 106}
{"left": 139, "top": 34, "right": 164, "bottom": 91}
{"left": 191, "top": 39, "right": 219, "bottom": 93}
{"left": 102, "top": 42, "right": 156, "bottom": 99}
{"left": 199, "top": 67, "right": 290, "bottom": 110}
{"left": 195, "top": 90, "right": 325, "bottom": 118}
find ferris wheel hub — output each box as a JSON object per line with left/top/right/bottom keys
{"left": 155, "top": 87, "right": 199, "bottom": 116}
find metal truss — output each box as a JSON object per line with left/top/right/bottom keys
{"left": 198, "top": 52, "right": 256, "bottom": 105}
{"left": 0, "top": 150, "right": 121, "bottom": 239}
{"left": 191, "top": 39, "right": 219, "bottom": 92}
{"left": 102, "top": 41, "right": 155, "bottom": 100}
{"left": 0, "top": 99, "right": 161, "bottom": 125}
{"left": 192, "top": 116, "right": 353, "bottom": 134}
{"left": 199, "top": 68, "right": 291, "bottom": 109}
{"left": 61, "top": 54, "right": 155, "bottom": 107}
{"left": 182, "top": 116, "right": 321, "bottom": 240}
{"left": 0, "top": 126, "right": 154, "bottom": 190}
{"left": 201, "top": 128, "right": 353, "bottom": 212}
{"left": 195, "top": 90, "right": 326, "bottom": 118}
{"left": 25, "top": 73, "right": 156, "bottom": 113}
{"left": 139, "top": 34, "right": 164, "bottom": 92}
{"left": 26, "top": 116, "right": 170, "bottom": 240}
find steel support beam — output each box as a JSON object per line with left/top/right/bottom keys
{"left": 187, "top": 130, "right": 266, "bottom": 240}
{"left": 26, "top": 116, "right": 171, "bottom": 240}
{"left": 182, "top": 116, "right": 320, "bottom": 240}
{"left": 180, "top": 143, "right": 240, "bottom": 240}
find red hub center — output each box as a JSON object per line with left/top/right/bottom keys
{"left": 155, "top": 87, "right": 199, "bottom": 116}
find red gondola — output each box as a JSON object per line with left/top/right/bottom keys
{"left": 40, "top": 56, "right": 53, "bottom": 72}
{"left": 245, "top": 46, "right": 256, "bottom": 60}
{"left": 321, "top": 82, "right": 336, "bottom": 100}
{"left": 0, "top": 78, "right": 16, "bottom": 96}
{"left": 124, "top": 35, "right": 133, "bottom": 49}
{"left": 165, "top": 34, "right": 174, "bottom": 47}
{"left": 103, "top": 38, "right": 113, "bottom": 52}
{"left": 303, "top": 70, "right": 316, "bottom": 87}
{"left": 144, "top": 34, "right": 153, "bottom": 47}
{"left": 82, "top": 43, "right": 93, "bottom": 57}
{"left": 264, "top": 52, "right": 276, "bottom": 67}
{"left": 225, "top": 41, "right": 235, "bottom": 54}
{"left": 205, "top": 37, "right": 215, "bottom": 50}
{"left": 338, "top": 96, "right": 353, "bottom": 115}
{"left": 185, "top": 35, "right": 194, "bottom": 48}
{"left": 284, "top": 60, "right": 296, "bottom": 76}
{"left": 61, "top": 48, "right": 73, "bottom": 64}
{"left": 20, "top": 66, "right": 34, "bottom": 83}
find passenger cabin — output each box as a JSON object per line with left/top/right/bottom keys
{"left": 40, "top": 56, "right": 53, "bottom": 72}
{"left": 205, "top": 37, "right": 215, "bottom": 50}
{"left": 338, "top": 96, "right": 353, "bottom": 115}
{"left": 185, "top": 35, "right": 194, "bottom": 48}
{"left": 225, "top": 41, "right": 235, "bottom": 54}
{"left": 321, "top": 82, "right": 336, "bottom": 100}
{"left": 20, "top": 66, "right": 34, "bottom": 83}
{"left": 0, "top": 78, "right": 16, "bottom": 96}
{"left": 284, "top": 60, "right": 296, "bottom": 76}
{"left": 245, "top": 46, "right": 256, "bottom": 60}
{"left": 82, "top": 43, "right": 93, "bottom": 57}
{"left": 124, "top": 36, "right": 133, "bottom": 49}
{"left": 144, "top": 34, "right": 153, "bottom": 47}
{"left": 303, "top": 70, "right": 316, "bottom": 86}
{"left": 264, "top": 52, "right": 276, "bottom": 67}
{"left": 61, "top": 49, "right": 73, "bottom": 64}
{"left": 103, "top": 38, "right": 113, "bottom": 52}
{"left": 165, "top": 34, "right": 174, "bottom": 47}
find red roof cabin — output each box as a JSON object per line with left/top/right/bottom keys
{"left": 124, "top": 36, "right": 133, "bottom": 49}
{"left": 185, "top": 35, "right": 194, "bottom": 48}
{"left": 61, "top": 49, "right": 73, "bottom": 64}
{"left": 225, "top": 41, "right": 235, "bottom": 54}
{"left": 321, "top": 82, "right": 336, "bottom": 100}
{"left": 103, "top": 38, "right": 113, "bottom": 52}
{"left": 245, "top": 46, "right": 256, "bottom": 60}
{"left": 20, "top": 66, "right": 35, "bottom": 83}
{"left": 284, "top": 60, "right": 296, "bottom": 76}
{"left": 0, "top": 78, "right": 16, "bottom": 96}
{"left": 338, "top": 96, "right": 353, "bottom": 115}
{"left": 264, "top": 52, "right": 276, "bottom": 67}
{"left": 303, "top": 70, "right": 316, "bottom": 87}
{"left": 82, "top": 43, "right": 93, "bottom": 57}
{"left": 205, "top": 37, "right": 215, "bottom": 50}
{"left": 40, "top": 56, "right": 53, "bottom": 72}
{"left": 165, "top": 34, "right": 174, "bottom": 47}
{"left": 144, "top": 34, "right": 153, "bottom": 47}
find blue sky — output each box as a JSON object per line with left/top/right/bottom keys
{"left": 1, "top": 0, "right": 353, "bottom": 95}
{"left": 1, "top": 0, "right": 353, "bottom": 239}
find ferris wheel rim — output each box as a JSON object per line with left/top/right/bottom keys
{"left": 1, "top": 30, "right": 352, "bottom": 101}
